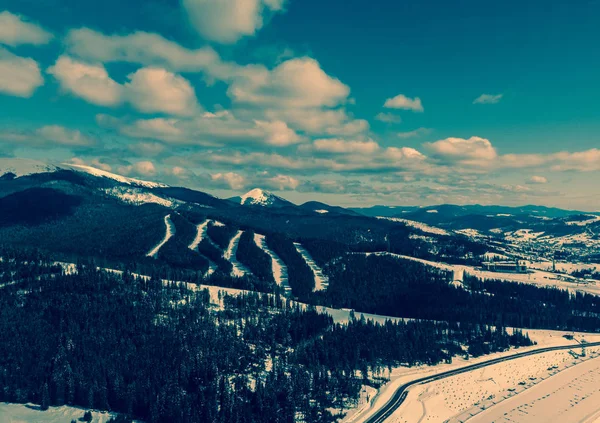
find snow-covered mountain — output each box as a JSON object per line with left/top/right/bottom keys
{"left": 230, "top": 188, "right": 294, "bottom": 208}
{"left": 0, "top": 158, "right": 59, "bottom": 178}
{"left": 63, "top": 163, "right": 168, "bottom": 189}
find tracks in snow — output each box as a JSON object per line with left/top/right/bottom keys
{"left": 294, "top": 242, "right": 329, "bottom": 291}
{"left": 254, "top": 234, "right": 291, "bottom": 294}
{"left": 147, "top": 215, "right": 175, "bottom": 258}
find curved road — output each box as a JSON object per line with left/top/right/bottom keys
{"left": 364, "top": 341, "right": 600, "bottom": 423}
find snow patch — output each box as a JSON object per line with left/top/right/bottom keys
{"left": 314, "top": 209, "right": 329, "bottom": 214}
{"left": 103, "top": 186, "right": 174, "bottom": 207}
{"left": 377, "top": 216, "right": 450, "bottom": 236}
{"left": 224, "top": 230, "right": 250, "bottom": 277}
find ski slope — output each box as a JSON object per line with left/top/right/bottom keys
{"left": 254, "top": 233, "right": 292, "bottom": 293}
{"left": 0, "top": 403, "right": 117, "bottom": 423}
{"left": 188, "top": 219, "right": 218, "bottom": 276}
{"left": 146, "top": 215, "right": 175, "bottom": 258}
{"left": 294, "top": 242, "right": 329, "bottom": 291}
{"left": 224, "top": 230, "right": 250, "bottom": 277}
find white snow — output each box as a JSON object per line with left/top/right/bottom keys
{"left": 188, "top": 220, "right": 218, "bottom": 276}
{"left": 224, "top": 230, "right": 249, "bottom": 277}
{"left": 0, "top": 403, "right": 118, "bottom": 423}
{"left": 426, "top": 209, "right": 439, "bottom": 213}
{"left": 239, "top": 188, "right": 284, "bottom": 206}
{"left": 146, "top": 215, "right": 175, "bottom": 258}
{"left": 565, "top": 215, "right": 600, "bottom": 226}
{"left": 455, "top": 228, "right": 483, "bottom": 238}
{"left": 505, "top": 229, "right": 545, "bottom": 243}
{"left": 0, "top": 158, "right": 59, "bottom": 177}
{"left": 294, "top": 242, "right": 329, "bottom": 291}
{"left": 377, "top": 216, "right": 450, "bottom": 236}
{"left": 103, "top": 186, "right": 174, "bottom": 207}
{"left": 254, "top": 233, "right": 291, "bottom": 293}
{"left": 64, "top": 163, "right": 168, "bottom": 188}
{"left": 355, "top": 332, "right": 600, "bottom": 423}
{"left": 314, "top": 209, "right": 329, "bottom": 214}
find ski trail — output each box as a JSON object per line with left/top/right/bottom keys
{"left": 147, "top": 215, "right": 175, "bottom": 258}
{"left": 294, "top": 242, "right": 329, "bottom": 291}
{"left": 224, "top": 230, "right": 250, "bottom": 277}
{"left": 254, "top": 233, "right": 292, "bottom": 294}
{"left": 188, "top": 219, "right": 218, "bottom": 277}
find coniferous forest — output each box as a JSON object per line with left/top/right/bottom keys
{"left": 0, "top": 249, "right": 533, "bottom": 423}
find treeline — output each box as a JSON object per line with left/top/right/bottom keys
{"left": 266, "top": 233, "right": 315, "bottom": 299}
{"left": 0, "top": 261, "right": 533, "bottom": 423}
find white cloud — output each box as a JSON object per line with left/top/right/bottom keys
{"left": 550, "top": 149, "right": 600, "bottom": 172}
{"left": 424, "top": 136, "right": 497, "bottom": 165}
{"left": 228, "top": 57, "right": 350, "bottom": 109}
{"left": 308, "top": 138, "right": 380, "bottom": 154}
{"left": 182, "top": 0, "right": 286, "bottom": 43}
{"left": 0, "top": 47, "right": 43, "bottom": 97}
{"left": 211, "top": 171, "right": 247, "bottom": 190}
{"left": 375, "top": 112, "right": 402, "bottom": 123}
{"left": 0, "top": 11, "right": 52, "bottom": 46}
{"left": 49, "top": 57, "right": 201, "bottom": 115}
{"left": 104, "top": 111, "right": 301, "bottom": 147}
{"left": 397, "top": 127, "right": 432, "bottom": 139}
{"left": 0, "top": 125, "right": 96, "bottom": 147}
{"left": 384, "top": 94, "right": 424, "bottom": 112}
{"left": 118, "top": 161, "right": 157, "bottom": 177}
{"left": 473, "top": 93, "right": 503, "bottom": 104}
{"left": 528, "top": 175, "right": 548, "bottom": 184}
{"left": 48, "top": 56, "right": 122, "bottom": 106}
{"left": 124, "top": 67, "right": 200, "bottom": 116}
{"left": 263, "top": 174, "right": 300, "bottom": 190}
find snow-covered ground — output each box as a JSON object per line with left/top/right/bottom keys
{"left": 103, "top": 186, "right": 174, "bottom": 207}
{"left": 146, "top": 214, "right": 175, "bottom": 258}
{"left": 528, "top": 260, "right": 600, "bottom": 274}
{"left": 0, "top": 403, "right": 117, "bottom": 423}
{"left": 565, "top": 215, "right": 600, "bottom": 226}
{"left": 377, "top": 216, "right": 450, "bottom": 236}
{"left": 369, "top": 252, "right": 464, "bottom": 283}
{"left": 254, "top": 233, "right": 291, "bottom": 293}
{"left": 0, "top": 158, "right": 59, "bottom": 177}
{"left": 64, "top": 163, "right": 167, "bottom": 188}
{"left": 464, "top": 352, "right": 600, "bottom": 423}
{"left": 352, "top": 332, "right": 600, "bottom": 423}
{"left": 294, "top": 242, "right": 329, "bottom": 291}
{"left": 224, "top": 230, "right": 249, "bottom": 277}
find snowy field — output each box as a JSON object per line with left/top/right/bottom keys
{"left": 146, "top": 214, "right": 175, "bottom": 258}
{"left": 376, "top": 216, "right": 450, "bottom": 236}
{"left": 350, "top": 331, "right": 600, "bottom": 423}
{"left": 294, "top": 242, "right": 329, "bottom": 291}
{"left": 0, "top": 403, "right": 117, "bottom": 423}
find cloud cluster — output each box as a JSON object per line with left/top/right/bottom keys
{"left": 473, "top": 93, "right": 503, "bottom": 104}
{"left": 383, "top": 94, "right": 423, "bottom": 112}
{"left": 0, "top": 11, "right": 52, "bottom": 46}
{"left": 182, "top": 0, "right": 286, "bottom": 43}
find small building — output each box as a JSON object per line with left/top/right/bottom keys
{"left": 482, "top": 260, "right": 528, "bottom": 273}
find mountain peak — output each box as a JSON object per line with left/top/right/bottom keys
{"left": 233, "top": 188, "right": 293, "bottom": 207}
{"left": 0, "top": 158, "right": 59, "bottom": 178}
{"left": 63, "top": 163, "right": 168, "bottom": 189}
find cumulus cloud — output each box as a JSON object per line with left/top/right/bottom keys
{"left": 383, "top": 94, "right": 423, "bottom": 112}
{"left": 263, "top": 174, "right": 300, "bottom": 190}
{"left": 424, "top": 136, "right": 497, "bottom": 165}
{"left": 48, "top": 56, "right": 122, "bottom": 106}
{"left": 550, "top": 149, "right": 600, "bottom": 172}
{"left": 102, "top": 111, "right": 301, "bottom": 147}
{"left": 528, "top": 175, "right": 548, "bottom": 184}
{"left": 183, "top": 0, "right": 286, "bottom": 43}
{"left": 305, "top": 138, "right": 380, "bottom": 154}
{"left": 0, "top": 11, "right": 52, "bottom": 46}
{"left": 49, "top": 57, "right": 200, "bottom": 115}
{"left": 0, "top": 125, "right": 96, "bottom": 148}
{"left": 228, "top": 57, "right": 350, "bottom": 109}
{"left": 473, "top": 93, "right": 503, "bottom": 104}
{"left": 0, "top": 47, "right": 43, "bottom": 97}
{"left": 124, "top": 67, "right": 200, "bottom": 116}
{"left": 211, "top": 171, "right": 247, "bottom": 190}
{"left": 118, "top": 161, "right": 157, "bottom": 177}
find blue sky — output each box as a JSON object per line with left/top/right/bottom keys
{"left": 0, "top": 0, "right": 599, "bottom": 210}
